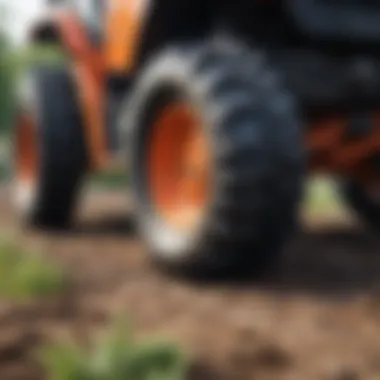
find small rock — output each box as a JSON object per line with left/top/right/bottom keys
{"left": 329, "top": 366, "right": 360, "bottom": 380}
{"left": 0, "top": 328, "right": 39, "bottom": 361}
{"left": 254, "top": 343, "right": 293, "bottom": 370}
{"left": 230, "top": 342, "right": 293, "bottom": 371}
{"left": 188, "top": 361, "right": 223, "bottom": 380}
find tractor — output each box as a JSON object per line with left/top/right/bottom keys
{"left": 13, "top": 0, "right": 380, "bottom": 274}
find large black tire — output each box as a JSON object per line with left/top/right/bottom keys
{"left": 13, "top": 64, "right": 88, "bottom": 228}
{"left": 121, "top": 36, "right": 304, "bottom": 274}
{"left": 341, "top": 180, "right": 380, "bottom": 230}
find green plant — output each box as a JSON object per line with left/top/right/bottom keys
{"left": 41, "top": 316, "right": 188, "bottom": 380}
{"left": 14, "top": 44, "right": 67, "bottom": 67}
{"left": 305, "top": 177, "right": 345, "bottom": 217}
{"left": 0, "top": 237, "right": 66, "bottom": 300}
{"left": 0, "top": 34, "right": 66, "bottom": 133}
{"left": 90, "top": 168, "right": 129, "bottom": 190}
{"left": 0, "top": 29, "right": 14, "bottom": 134}
{"left": 0, "top": 34, "right": 66, "bottom": 179}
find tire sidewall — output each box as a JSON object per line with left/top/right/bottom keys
{"left": 122, "top": 50, "right": 218, "bottom": 264}
{"left": 12, "top": 64, "right": 87, "bottom": 227}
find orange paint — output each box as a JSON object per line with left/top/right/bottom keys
{"left": 105, "top": 0, "right": 151, "bottom": 73}
{"left": 308, "top": 114, "right": 380, "bottom": 184}
{"left": 54, "top": 10, "right": 109, "bottom": 170}
{"left": 28, "top": 0, "right": 152, "bottom": 171}
{"left": 15, "top": 112, "right": 38, "bottom": 184}
{"left": 148, "top": 103, "right": 211, "bottom": 231}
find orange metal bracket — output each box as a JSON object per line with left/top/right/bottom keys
{"left": 308, "top": 115, "right": 380, "bottom": 184}
{"left": 32, "top": 10, "right": 109, "bottom": 171}
{"left": 55, "top": 10, "right": 109, "bottom": 171}
{"left": 105, "top": 0, "right": 152, "bottom": 73}
{"left": 37, "top": 0, "right": 152, "bottom": 170}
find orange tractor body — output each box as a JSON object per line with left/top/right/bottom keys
{"left": 14, "top": 0, "right": 380, "bottom": 274}
{"left": 30, "top": 1, "right": 380, "bottom": 184}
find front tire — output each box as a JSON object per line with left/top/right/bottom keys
{"left": 13, "top": 64, "right": 88, "bottom": 228}
{"left": 122, "top": 37, "right": 304, "bottom": 274}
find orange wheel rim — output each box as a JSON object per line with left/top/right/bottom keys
{"left": 148, "top": 102, "right": 211, "bottom": 232}
{"left": 15, "top": 112, "right": 38, "bottom": 185}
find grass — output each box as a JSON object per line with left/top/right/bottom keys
{"left": 0, "top": 237, "right": 66, "bottom": 301}
{"left": 41, "top": 315, "right": 188, "bottom": 380}
{"left": 304, "top": 176, "right": 347, "bottom": 218}
{"left": 90, "top": 168, "right": 129, "bottom": 191}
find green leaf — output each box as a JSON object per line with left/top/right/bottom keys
{"left": 126, "top": 340, "right": 187, "bottom": 380}
{"left": 41, "top": 317, "right": 188, "bottom": 380}
{"left": 40, "top": 342, "right": 91, "bottom": 380}
{"left": 0, "top": 239, "right": 66, "bottom": 300}
{"left": 89, "top": 315, "right": 134, "bottom": 380}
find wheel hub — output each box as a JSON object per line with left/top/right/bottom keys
{"left": 148, "top": 103, "right": 211, "bottom": 232}
{"left": 15, "top": 112, "right": 38, "bottom": 185}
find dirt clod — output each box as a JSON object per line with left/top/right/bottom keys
{"left": 329, "top": 367, "right": 360, "bottom": 380}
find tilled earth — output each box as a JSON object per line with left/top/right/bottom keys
{"left": 0, "top": 188, "right": 379, "bottom": 380}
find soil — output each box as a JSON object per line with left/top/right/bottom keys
{"left": 0, "top": 187, "right": 379, "bottom": 380}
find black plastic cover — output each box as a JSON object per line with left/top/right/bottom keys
{"left": 287, "top": 0, "right": 380, "bottom": 41}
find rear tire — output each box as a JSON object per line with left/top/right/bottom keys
{"left": 341, "top": 180, "right": 380, "bottom": 230}
{"left": 13, "top": 64, "right": 88, "bottom": 228}
{"left": 122, "top": 37, "right": 304, "bottom": 275}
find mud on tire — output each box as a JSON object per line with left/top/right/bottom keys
{"left": 122, "top": 36, "right": 305, "bottom": 275}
